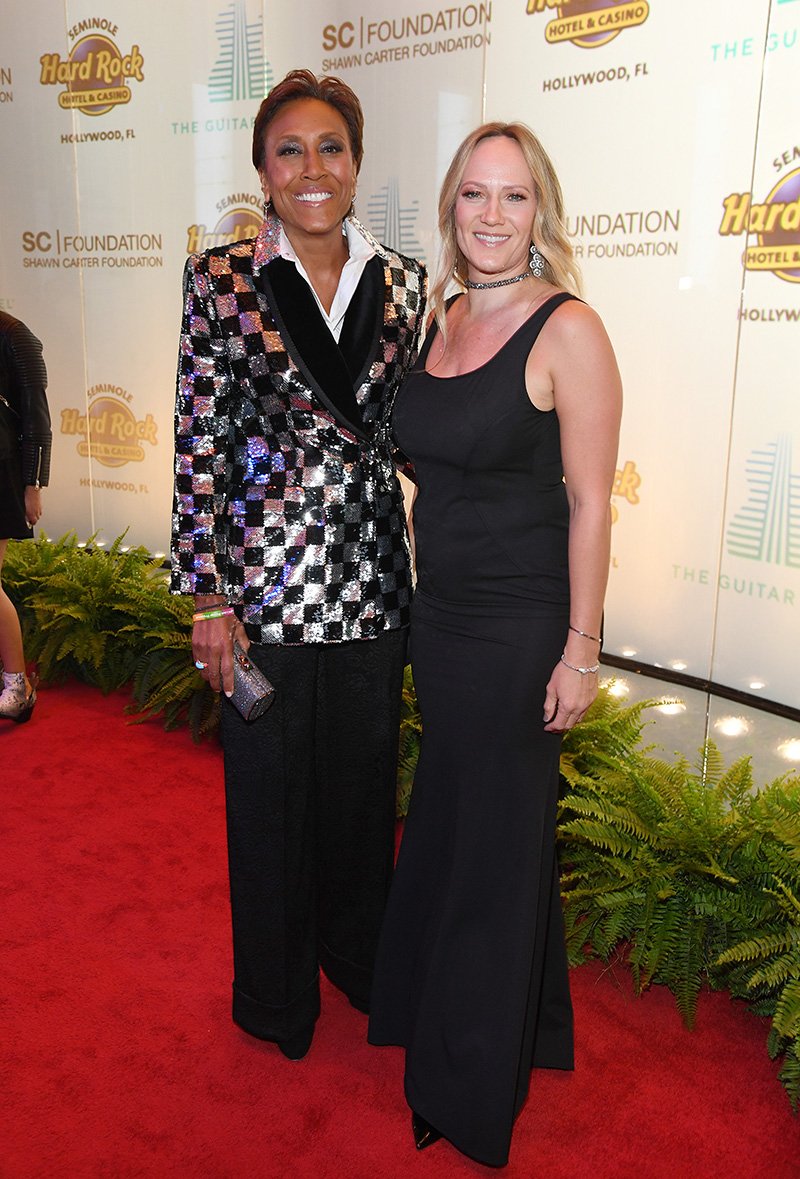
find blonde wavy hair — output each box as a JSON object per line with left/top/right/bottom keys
{"left": 430, "top": 122, "right": 582, "bottom": 334}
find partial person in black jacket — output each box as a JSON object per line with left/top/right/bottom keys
{"left": 0, "top": 310, "right": 52, "bottom": 723}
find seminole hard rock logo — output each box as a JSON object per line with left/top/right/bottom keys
{"left": 720, "top": 168, "right": 800, "bottom": 284}
{"left": 40, "top": 17, "right": 144, "bottom": 116}
{"left": 61, "top": 385, "right": 157, "bottom": 468}
{"left": 186, "top": 197, "right": 263, "bottom": 254}
{"left": 526, "top": 0, "right": 649, "bottom": 48}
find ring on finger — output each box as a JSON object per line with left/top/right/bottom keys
{"left": 195, "top": 660, "right": 208, "bottom": 670}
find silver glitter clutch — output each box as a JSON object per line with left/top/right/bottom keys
{"left": 230, "top": 642, "right": 275, "bottom": 721}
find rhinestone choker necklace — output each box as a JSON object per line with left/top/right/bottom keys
{"left": 464, "top": 271, "right": 533, "bottom": 290}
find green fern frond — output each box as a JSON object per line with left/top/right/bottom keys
{"left": 716, "top": 931, "right": 795, "bottom": 967}
{"left": 771, "top": 979, "right": 800, "bottom": 1041}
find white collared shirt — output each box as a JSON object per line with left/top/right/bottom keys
{"left": 278, "top": 220, "right": 375, "bottom": 343}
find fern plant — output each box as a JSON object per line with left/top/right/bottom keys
{"left": 713, "top": 784, "right": 800, "bottom": 1110}
{"left": 5, "top": 532, "right": 158, "bottom": 688}
{"left": 396, "top": 665, "right": 423, "bottom": 818}
{"left": 558, "top": 694, "right": 800, "bottom": 1109}
{"left": 559, "top": 743, "right": 773, "bottom": 1025}
{"left": 4, "top": 533, "right": 215, "bottom": 734}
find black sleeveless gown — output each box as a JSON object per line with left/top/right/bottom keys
{"left": 368, "top": 293, "right": 577, "bottom": 1167}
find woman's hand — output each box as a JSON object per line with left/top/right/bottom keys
{"left": 192, "top": 599, "right": 250, "bottom": 697}
{"left": 542, "top": 657, "right": 598, "bottom": 733}
{"left": 24, "top": 486, "right": 42, "bottom": 528}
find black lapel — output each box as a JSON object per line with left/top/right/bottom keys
{"left": 338, "top": 256, "right": 384, "bottom": 389}
{"left": 258, "top": 257, "right": 365, "bottom": 436}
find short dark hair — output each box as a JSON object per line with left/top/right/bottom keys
{"left": 252, "top": 69, "right": 365, "bottom": 173}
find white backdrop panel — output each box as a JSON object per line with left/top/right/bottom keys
{"left": 0, "top": 0, "right": 797, "bottom": 707}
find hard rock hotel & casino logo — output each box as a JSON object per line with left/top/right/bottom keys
{"left": 39, "top": 16, "right": 144, "bottom": 115}
{"left": 526, "top": 0, "right": 649, "bottom": 48}
{"left": 720, "top": 167, "right": 800, "bottom": 284}
{"left": 61, "top": 384, "right": 158, "bottom": 470}
{"left": 186, "top": 194, "right": 263, "bottom": 255}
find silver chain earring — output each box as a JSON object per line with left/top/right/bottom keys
{"left": 262, "top": 198, "right": 272, "bottom": 219}
{"left": 529, "top": 243, "right": 545, "bottom": 278}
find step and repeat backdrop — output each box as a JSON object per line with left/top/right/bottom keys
{"left": 0, "top": 0, "right": 797, "bottom": 708}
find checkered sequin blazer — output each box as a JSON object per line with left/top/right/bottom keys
{"left": 170, "top": 216, "right": 426, "bottom": 645}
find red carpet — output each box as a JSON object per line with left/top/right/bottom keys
{"left": 3, "top": 681, "right": 798, "bottom": 1178}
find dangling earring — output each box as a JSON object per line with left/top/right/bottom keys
{"left": 262, "top": 197, "right": 279, "bottom": 241}
{"left": 529, "top": 242, "right": 545, "bottom": 278}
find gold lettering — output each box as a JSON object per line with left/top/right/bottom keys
{"left": 95, "top": 50, "right": 119, "bottom": 83}
{"left": 126, "top": 47, "right": 145, "bottom": 81}
{"left": 749, "top": 203, "right": 768, "bottom": 233}
{"left": 60, "top": 407, "right": 82, "bottom": 434}
{"left": 780, "top": 198, "right": 800, "bottom": 231}
{"left": 39, "top": 53, "right": 61, "bottom": 84}
{"left": 186, "top": 225, "right": 206, "bottom": 254}
{"left": 138, "top": 414, "right": 158, "bottom": 445}
{"left": 613, "top": 460, "right": 641, "bottom": 505}
{"left": 719, "top": 192, "right": 750, "bottom": 235}
{"left": 763, "top": 203, "right": 785, "bottom": 232}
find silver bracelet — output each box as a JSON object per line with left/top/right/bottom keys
{"left": 560, "top": 654, "right": 599, "bottom": 675}
{"left": 568, "top": 624, "right": 600, "bottom": 644}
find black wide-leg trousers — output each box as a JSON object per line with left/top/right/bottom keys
{"left": 369, "top": 601, "right": 573, "bottom": 1167}
{"left": 220, "top": 628, "right": 406, "bottom": 1043}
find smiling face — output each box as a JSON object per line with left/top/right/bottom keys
{"left": 258, "top": 97, "right": 357, "bottom": 253}
{"left": 454, "top": 135, "right": 538, "bottom": 284}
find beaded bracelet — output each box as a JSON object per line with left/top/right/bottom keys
{"left": 192, "top": 605, "right": 235, "bottom": 623}
{"left": 569, "top": 624, "right": 601, "bottom": 644}
{"left": 560, "top": 654, "right": 600, "bottom": 675}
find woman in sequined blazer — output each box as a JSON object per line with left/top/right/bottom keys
{"left": 170, "top": 71, "right": 425, "bottom": 1061}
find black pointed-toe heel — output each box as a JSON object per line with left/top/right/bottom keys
{"left": 412, "top": 1111, "right": 442, "bottom": 1151}
{"left": 277, "top": 1023, "right": 314, "bottom": 1061}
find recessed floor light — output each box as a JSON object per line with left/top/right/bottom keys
{"left": 777, "top": 739, "right": 800, "bottom": 763}
{"left": 656, "top": 699, "right": 686, "bottom": 716}
{"left": 714, "top": 716, "right": 751, "bottom": 738}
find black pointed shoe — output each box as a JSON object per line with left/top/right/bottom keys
{"left": 412, "top": 1111, "right": 442, "bottom": 1151}
{"left": 277, "top": 1024, "right": 314, "bottom": 1061}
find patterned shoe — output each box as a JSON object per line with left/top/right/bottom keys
{"left": 0, "top": 673, "right": 37, "bottom": 724}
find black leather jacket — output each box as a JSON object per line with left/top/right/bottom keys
{"left": 0, "top": 310, "right": 52, "bottom": 487}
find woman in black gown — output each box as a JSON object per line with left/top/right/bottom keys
{"left": 368, "top": 123, "right": 622, "bottom": 1166}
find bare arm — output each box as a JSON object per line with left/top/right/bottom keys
{"left": 529, "top": 301, "right": 622, "bottom": 732}
{"left": 400, "top": 475, "right": 418, "bottom": 569}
